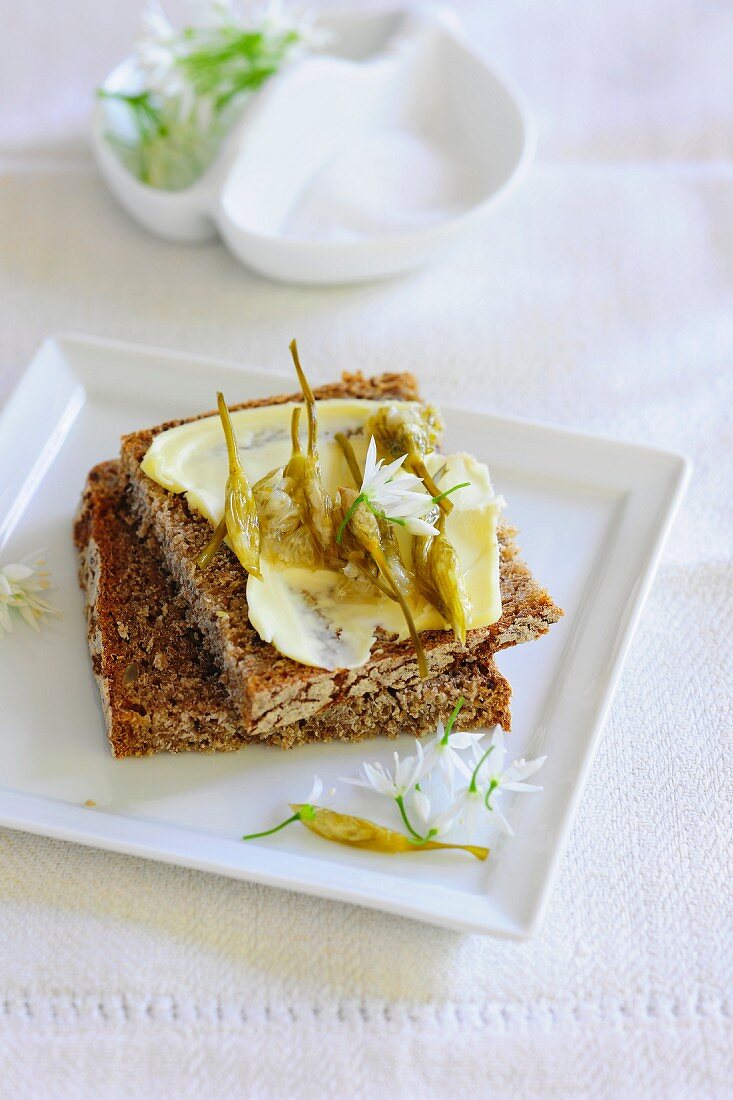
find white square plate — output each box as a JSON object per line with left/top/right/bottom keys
{"left": 0, "top": 335, "right": 689, "bottom": 937}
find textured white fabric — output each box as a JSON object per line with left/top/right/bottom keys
{"left": 1, "top": 2, "right": 731, "bottom": 1098}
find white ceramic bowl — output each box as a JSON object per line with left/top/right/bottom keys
{"left": 92, "top": 6, "right": 535, "bottom": 284}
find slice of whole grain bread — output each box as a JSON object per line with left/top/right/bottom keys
{"left": 118, "top": 371, "right": 561, "bottom": 740}
{"left": 75, "top": 461, "right": 513, "bottom": 758}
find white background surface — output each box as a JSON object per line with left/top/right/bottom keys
{"left": 1, "top": 2, "right": 731, "bottom": 1097}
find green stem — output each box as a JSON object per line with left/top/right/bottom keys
{"left": 336, "top": 493, "right": 365, "bottom": 544}
{"left": 414, "top": 458, "right": 453, "bottom": 514}
{"left": 371, "top": 543, "right": 428, "bottom": 679}
{"left": 217, "top": 391, "right": 242, "bottom": 472}
{"left": 441, "top": 695, "right": 466, "bottom": 744}
{"left": 290, "top": 405, "right": 302, "bottom": 454}
{"left": 242, "top": 812, "right": 300, "bottom": 841}
{"left": 484, "top": 778, "right": 500, "bottom": 811}
{"left": 409, "top": 829, "right": 438, "bottom": 847}
{"left": 395, "top": 795, "right": 436, "bottom": 845}
{"left": 432, "top": 481, "right": 470, "bottom": 505}
{"left": 335, "top": 432, "right": 363, "bottom": 487}
{"left": 196, "top": 516, "right": 227, "bottom": 569}
{"left": 469, "top": 745, "right": 495, "bottom": 793}
{"left": 289, "top": 339, "right": 318, "bottom": 457}
{"left": 372, "top": 504, "right": 406, "bottom": 528}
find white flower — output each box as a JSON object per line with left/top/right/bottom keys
{"left": 422, "top": 719, "right": 485, "bottom": 798}
{"left": 0, "top": 553, "right": 59, "bottom": 638}
{"left": 337, "top": 721, "right": 547, "bottom": 846}
{"left": 471, "top": 728, "right": 546, "bottom": 793}
{"left": 503, "top": 755, "right": 548, "bottom": 788}
{"left": 136, "top": 3, "right": 178, "bottom": 81}
{"left": 299, "top": 774, "right": 336, "bottom": 810}
{"left": 341, "top": 740, "right": 427, "bottom": 799}
{"left": 357, "top": 437, "right": 439, "bottom": 537}
{"left": 140, "top": 0, "right": 175, "bottom": 39}
{"left": 190, "top": 0, "right": 236, "bottom": 26}
{"left": 410, "top": 785, "right": 463, "bottom": 838}
{"left": 243, "top": 0, "right": 330, "bottom": 50}
{"left": 440, "top": 786, "right": 489, "bottom": 839}
{"left": 456, "top": 727, "right": 546, "bottom": 837}
{"left": 134, "top": 2, "right": 198, "bottom": 116}
{"left": 412, "top": 785, "right": 432, "bottom": 826}
{"left": 305, "top": 775, "right": 322, "bottom": 804}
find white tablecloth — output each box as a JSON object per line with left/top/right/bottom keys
{"left": 1, "top": 2, "right": 731, "bottom": 1097}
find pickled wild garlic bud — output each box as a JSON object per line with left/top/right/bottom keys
{"left": 291, "top": 805, "right": 489, "bottom": 860}
{"left": 283, "top": 403, "right": 306, "bottom": 484}
{"left": 252, "top": 407, "right": 321, "bottom": 569}
{"left": 217, "top": 391, "right": 262, "bottom": 580}
{"left": 336, "top": 487, "right": 428, "bottom": 679}
{"left": 377, "top": 519, "right": 415, "bottom": 603}
{"left": 332, "top": 559, "right": 388, "bottom": 602}
{"left": 254, "top": 477, "right": 320, "bottom": 569}
{"left": 367, "top": 402, "right": 452, "bottom": 514}
{"left": 288, "top": 339, "right": 336, "bottom": 563}
{"left": 333, "top": 496, "right": 392, "bottom": 598}
{"left": 413, "top": 513, "right": 468, "bottom": 645}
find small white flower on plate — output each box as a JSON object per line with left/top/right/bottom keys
{"left": 411, "top": 784, "right": 432, "bottom": 827}
{"left": 410, "top": 785, "right": 463, "bottom": 838}
{"left": 471, "top": 727, "right": 546, "bottom": 794}
{"left": 301, "top": 774, "right": 337, "bottom": 806}
{"left": 341, "top": 740, "right": 427, "bottom": 799}
{"left": 422, "top": 718, "right": 484, "bottom": 798}
{"left": 305, "top": 774, "right": 323, "bottom": 805}
{"left": 436, "top": 727, "right": 546, "bottom": 838}
{"left": 0, "top": 553, "right": 59, "bottom": 638}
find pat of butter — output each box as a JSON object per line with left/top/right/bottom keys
{"left": 141, "top": 398, "right": 502, "bottom": 670}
